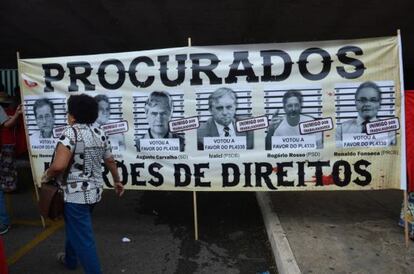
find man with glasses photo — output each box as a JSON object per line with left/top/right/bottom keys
{"left": 335, "top": 81, "right": 396, "bottom": 146}
{"left": 32, "top": 97, "right": 55, "bottom": 138}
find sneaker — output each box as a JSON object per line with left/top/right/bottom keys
{"left": 57, "top": 252, "right": 78, "bottom": 270}
{"left": 56, "top": 252, "right": 66, "bottom": 266}
{"left": 0, "top": 224, "right": 9, "bottom": 235}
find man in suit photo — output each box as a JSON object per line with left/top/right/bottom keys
{"left": 197, "top": 87, "right": 253, "bottom": 150}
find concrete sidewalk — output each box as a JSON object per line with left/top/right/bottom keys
{"left": 257, "top": 190, "right": 414, "bottom": 274}
{"left": 3, "top": 165, "right": 277, "bottom": 274}
{"left": 1, "top": 161, "right": 277, "bottom": 273}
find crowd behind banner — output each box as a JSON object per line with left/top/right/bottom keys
{"left": 18, "top": 35, "right": 405, "bottom": 191}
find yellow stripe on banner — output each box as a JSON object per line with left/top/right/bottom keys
{"left": 6, "top": 220, "right": 64, "bottom": 265}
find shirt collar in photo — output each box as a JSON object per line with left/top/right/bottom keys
{"left": 356, "top": 116, "right": 378, "bottom": 126}
{"left": 148, "top": 129, "right": 170, "bottom": 139}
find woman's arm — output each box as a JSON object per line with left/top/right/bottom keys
{"left": 104, "top": 156, "right": 124, "bottom": 196}
{"left": 44, "top": 143, "right": 72, "bottom": 178}
{"left": 3, "top": 105, "right": 22, "bottom": 128}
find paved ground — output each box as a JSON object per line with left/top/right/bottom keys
{"left": 2, "top": 165, "right": 277, "bottom": 274}
{"left": 8, "top": 162, "right": 412, "bottom": 274}
{"left": 262, "top": 190, "right": 414, "bottom": 274}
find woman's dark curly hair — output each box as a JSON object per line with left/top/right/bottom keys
{"left": 67, "top": 94, "right": 98, "bottom": 124}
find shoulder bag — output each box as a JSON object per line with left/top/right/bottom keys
{"left": 38, "top": 127, "right": 77, "bottom": 220}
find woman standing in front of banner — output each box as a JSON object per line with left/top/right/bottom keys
{"left": 41, "top": 94, "right": 124, "bottom": 273}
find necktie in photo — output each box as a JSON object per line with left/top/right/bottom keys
{"left": 361, "top": 120, "right": 369, "bottom": 134}
{"left": 223, "top": 126, "right": 230, "bottom": 137}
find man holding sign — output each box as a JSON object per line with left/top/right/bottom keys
{"left": 197, "top": 87, "right": 253, "bottom": 150}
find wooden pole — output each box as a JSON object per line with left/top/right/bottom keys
{"left": 193, "top": 192, "right": 199, "bottom": 241}
{"left": 397, "top": 29, "right": 409, "bottom": 246}
{"left": 16, "top": 51, "right": 46, "bottom": 228}
{"left": 187, "top": 37, "right": 199, "bottom": 241}
{"left": 404, "top": 190, "right": 409, "bottom": 247}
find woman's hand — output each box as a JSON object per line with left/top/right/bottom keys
{"left": 114, "top": 181, "right": 125, "bottom": 197}
{"left": 14, "top": 105, "right": 23, "bottom": 116}
{"left": 40, "top": 169, "right": 52, "bottom": 184}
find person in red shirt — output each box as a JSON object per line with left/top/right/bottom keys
{"left": 0, "top": 235, "right": 7, "bottom": 274}
{"left": 0, "top": 84, "right": 23, "bottom": 274}
{"left": 0, "top": 85, "right": 22, "bottom": 235}
{"left": 399, "top": 91, "right": 414, "bottom": 239}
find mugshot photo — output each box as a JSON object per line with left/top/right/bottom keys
{"left": 335, "top": 81, "right": 397, "bottom": 147}
{"left": 196, "top": 87, "right": 254, "bottom": 151}
{"left": 93, "top": 94, "right": 126, "bottom": 152}
{"left": 133, "top": 90, "right": 185, "bottom": 152}
{"left": 24, "top": 96, "right": 67, "bottom": 150}
{"left": 24, "top": 96, "right": 67, "bottom": 138}
{"left": 264, "top": 85, "right": 323, "bottom": 150}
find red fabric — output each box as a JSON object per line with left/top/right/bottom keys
{"left": 0, "top": 236, "right": 7, "bottom": 274}
{"left": 406, "top": 91, "right": 414, "bottom": 192}
{"left": 0, "top": 108, "right": 15, "bottom": 145}
{"left": 0, "top": 106, "right": 27, "bottom": 156}
{"left": 14, "top": 114, "right": 27, "bottom": 156}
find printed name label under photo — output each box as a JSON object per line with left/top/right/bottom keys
{"left": 342, "top": 133, "right": 392, "bottom": 147}
{"left": 169, "top": 117, "right": 199, "bottom": 133}
{"left": 101, "top": 120, "right": 129, "bottom": 135}
{"left": 299, "top": 118, "right": 333, "bottom": 135}
{"left": 272, "top": 135, "right": 317, "bottom": 150}
{"left": 366, "top": 118, "right": 400, "bottom": 135}
{"left": 236, "top": 116, "right": 268, "bottom": 132}
{"left": 203, "top": 136, "right": 247, "bottom": 150}
{"left": 139, "top": 138, "right": 181, "bottom": 152}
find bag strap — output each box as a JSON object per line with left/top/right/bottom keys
{"left": 59, "top": 126, "right": 77, "bottom": 186}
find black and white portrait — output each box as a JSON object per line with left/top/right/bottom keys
{"left": 196, "top": 87, "right": 254, "bottom": 151}
{"left": 32, "top": 97, "right": 55, "bottom": 139}
{"left": 24, "top": 96, "right": 67, "bottom": 150}
{"left": 335, "top": 81, "right": 397, "bottom": 147}
{"left": 133, "top": 90, "right": 185, "bottom": 152}
{"left": 93, "top": 94, "right": 126, "bottom": 152}
{"left": 264, "top": 86, "right": 323, "bottom": 150}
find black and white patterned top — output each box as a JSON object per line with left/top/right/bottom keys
{"left": 57, "top": 124, "right": 112, "bottom": 204}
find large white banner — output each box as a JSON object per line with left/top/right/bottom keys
{"left": 18, "top": 35, "right": 405, "bottom": 191}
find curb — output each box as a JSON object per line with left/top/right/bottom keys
{"left": 256, "top": 192, "right": 301, "bottom": 274}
